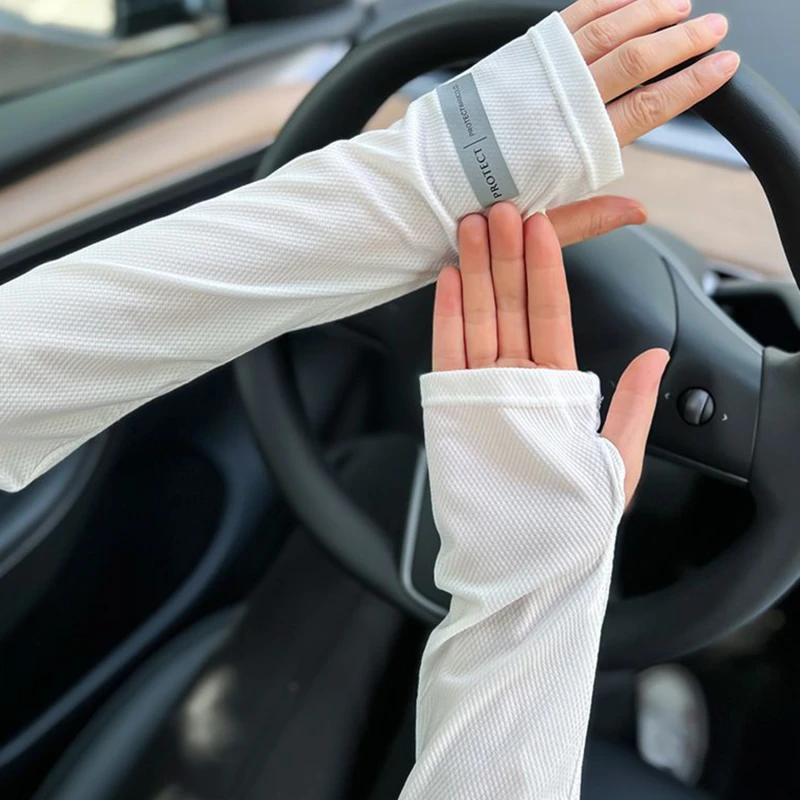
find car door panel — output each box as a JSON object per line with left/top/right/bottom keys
{"left": 0, "top": 434, "right": 114, "bottom": 642}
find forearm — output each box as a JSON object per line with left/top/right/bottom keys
{"left": 401, "top": 369, "right": 626, "bottom": 800}
{"left": 0, "top": 12, "right": 620, "bottom": 492}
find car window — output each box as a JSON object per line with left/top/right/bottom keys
{"left": 686, "top": 0, "right": 799, "bottom": 110}
{"left": 0, "top": 0, "right": 226, "bottom": 100}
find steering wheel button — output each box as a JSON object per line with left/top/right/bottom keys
{"left": 677, "top": 389, "right": 715, "bottom": 426}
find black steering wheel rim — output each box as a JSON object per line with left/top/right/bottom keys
{"left": 236, "top": 1, "right": 800, "bottom": 670}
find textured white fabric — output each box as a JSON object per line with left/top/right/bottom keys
{"left": 0, "top": 12, "right": 622, "bottom": 492}
{"left": 400, "top": 368, "right": 626, "bottom": 800}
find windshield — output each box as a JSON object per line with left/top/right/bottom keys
{"left": 0, "top": 0, "right": 225, "bottom": 100}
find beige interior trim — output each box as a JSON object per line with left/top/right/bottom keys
{"left": 612, "top": 147, "right": 790, "bottom": 278}
{"left": 0, "top": 71, "right": 790, "bottom": 280}
{"left": 0, "top": 77, "right": 410, "bottom": 251}
{"left": 0, "top": 82, "right": 311, "bottom": 246}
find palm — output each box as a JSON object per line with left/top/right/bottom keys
{"left": 432, "top": 202, "right": 668, "bottom": 504}
{"left": 433, "top": 204, "right": 580, "bottom": 373}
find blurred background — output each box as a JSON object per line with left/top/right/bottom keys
{"left": 0, "top": 0, "right": 225, "bottom": 98}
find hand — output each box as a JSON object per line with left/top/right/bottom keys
{"left": 432, "top": 202, "right": 669, "bottom": 503}
{"left": 562, "top": 0, "right": 740, "bottom": 147}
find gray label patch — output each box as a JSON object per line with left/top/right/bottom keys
{"left": 437, "top": 74, "right": 519, "bottom": 208}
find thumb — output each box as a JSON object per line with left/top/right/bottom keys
{"left": 602, "top": 348, "right": 670, "bottom": 505}
{"left": 548, "top": 196, "right": 648, "bottom": 247}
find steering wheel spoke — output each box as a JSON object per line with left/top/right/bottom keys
{"left": 642, "top": 230, "right": 763, "bottom": 484}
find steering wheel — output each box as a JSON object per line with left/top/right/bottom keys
{"left": 235, "top": 1, "right": 800, "bottom": 671}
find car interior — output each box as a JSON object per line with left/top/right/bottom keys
{"left": 2, "top": 0, "right": 800, "bottom": 798}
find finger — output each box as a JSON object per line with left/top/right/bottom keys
{"left": 459, "top": 214, "right": 497, "bottom": 368}
{"left": 561, "top": 0, "right": 638, "bottom": 35}
{"left": 591, "top": 13, "right": 729, "bottom": 103}
{"left": 549, "top": 196, "right": 647, "bottom": 247}
{"left": 575, "top": 0, "right": 692, "bottom": 65}
{"left": 488, "top": 203, "right": 530, "bottom": 362}
{"left": 525, "top": 213, "right": 578, "bottom": 371}
{"left": 432, "top": 267, "right": 466, "bottom": 372}
{"left": 610, "top": 50, "right": 740, "bottom": 146}
{"left": 602, "top": 348, "right": 670, "bottom": 504}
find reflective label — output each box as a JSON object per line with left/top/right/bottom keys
{"left": 437, "top": 74, "right": 520, "bottom": 208}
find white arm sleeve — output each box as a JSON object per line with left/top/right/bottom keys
{"left": 0, "top": 12, "right": 621, "bottom": 493}
{"left": 400, "top": 368, "right": 626, "bottom": 800}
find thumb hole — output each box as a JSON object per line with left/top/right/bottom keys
{"left": 602, "top": 349, "right": 670, "bottom": 504}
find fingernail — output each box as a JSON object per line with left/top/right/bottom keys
{"left": 671, "top": 0, "right": 690, "bottom": 12}
{"left": 623, "top": 204, "right": 648, "bottom": 225}
{"left": 705, "top": 13, "right": 728, "bottom": 36}
{"left": 708, "top": 50, "right": 741, "bottom": 76}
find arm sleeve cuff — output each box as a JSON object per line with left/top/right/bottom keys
{"left": 421, "top": 367, "right": 602, "bottom": 408}
{"left": 411, "top": 11, "right": 623, "bottom": 225}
